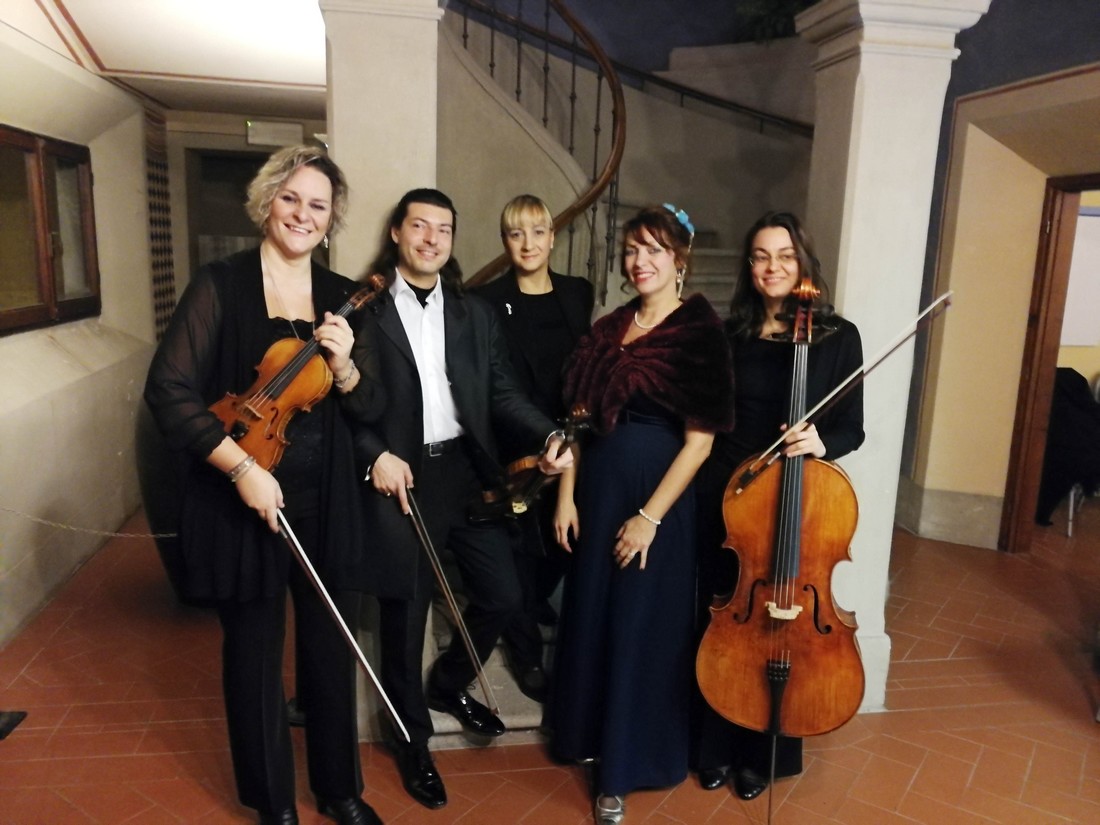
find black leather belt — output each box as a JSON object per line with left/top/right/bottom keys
{"left": 423, "top": 438, "right": 461, "bottom": 457}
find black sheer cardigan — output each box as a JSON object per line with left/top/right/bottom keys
{"left": 144, "top": 248, "right": 383, "bottom": 602}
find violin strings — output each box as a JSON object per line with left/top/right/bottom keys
{"left": 245, "top": 292, "right": 365, "bottom": 410}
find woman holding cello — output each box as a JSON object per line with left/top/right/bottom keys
{"left": 693, "top": 211, "right": 864, "bottom": 800}
{"left": 144, "top": 145, "right": 383, "bottom": 825}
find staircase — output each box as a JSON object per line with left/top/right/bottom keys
{"left": 691, "top": 247, "right": 739, "bottom": 321}
{"left": 409, "top": 0, "right": 812, "bottom": 747}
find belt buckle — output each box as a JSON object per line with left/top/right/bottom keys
{"left": 427, "top": 441, "right": 444, "bottom": 457}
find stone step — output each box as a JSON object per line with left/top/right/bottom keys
{"left": 426, "top": 610, "right": 555, "bottom": 749}
{"left": 688, "top": 248, "right": 739, "bottom": 318}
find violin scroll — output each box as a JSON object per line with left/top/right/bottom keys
{"left": 349, "top": 274, "right": 386, "bottom": 310}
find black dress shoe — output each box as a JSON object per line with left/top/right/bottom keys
{"left": 734, "top": 767, "right": 768, "bottom": 800}
{"left": 257, "top": 809, "right": 298, "bottom": 825}
{"left": 512, "top": 663, "right": 549, "bottom": 703}
{"left": 698, "top": 765, "right": 731, "bottom": 791}
{"left": 390, "top": 742, "right": 447, "bottom": 809}
{"left": 426, "top": 686, "right": 506, "bottom": 737}
{"left": 317, "top": 796, "right": 383, "bottom": 825}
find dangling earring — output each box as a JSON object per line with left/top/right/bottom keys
{"left": 676, "top": 269, "right": 685, "bottom": 299}
{"left": 322, "top": 234, "right": 329, "bottom": 250}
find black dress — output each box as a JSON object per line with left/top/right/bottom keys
{"left": 694, "top": 317, "right": 864, "bottom": 779}
{"left": 549, "top": 295, "right": 734, "bottom": 796}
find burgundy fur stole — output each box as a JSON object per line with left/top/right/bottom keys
{"left": 563, "top": 293, "right": 735, "bottom": 436}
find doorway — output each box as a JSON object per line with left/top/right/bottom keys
{"left": 184, "top": 149, "right": 267, "bottom": 271}
{"left": 1000, "top": 174, "right": 1100, "bottom": 553}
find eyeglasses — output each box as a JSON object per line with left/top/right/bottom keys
{"left": 748, "top": 252, "right": 798, "bottom": 268}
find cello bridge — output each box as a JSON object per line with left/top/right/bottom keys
{"left": 764, "top": 601, "right": 803, "bottom": 621}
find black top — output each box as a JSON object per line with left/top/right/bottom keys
{"left": 711, "top": 317, "right": 865, "bottom": 470}
{"left": 473, "top": 270, "right": 594, "bottom": 459}
{"left": 144, "top": 247, "right": 381, "bottom": 601}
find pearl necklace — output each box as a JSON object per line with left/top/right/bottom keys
{"left": 633, "top": 312, "right": 659, "bottom": 330}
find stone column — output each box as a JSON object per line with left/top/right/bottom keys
{"left": 796, "top": 0, "right": 990, "bottom": 710}
{"left": 319, "top": 0, "right": 445, "bottom": 741}
{"left": 320, "top": 0, "right": 445, "bottom": 277}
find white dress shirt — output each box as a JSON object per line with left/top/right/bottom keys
{"left": 390, "top": 272, "right": 464, "bottom": 444}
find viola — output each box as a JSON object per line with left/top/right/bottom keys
{"left": 695, "top": 276, "right": 864, "bottom": 740}
{"left": 468, "top": 403, "right": 591, "bottom": 524}
{"left": 209, "top": 274, "right": 385, "bottom": 471}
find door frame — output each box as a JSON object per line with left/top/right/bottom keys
{"left": 999, "top": 172, "right": 1100, "bottom": 552}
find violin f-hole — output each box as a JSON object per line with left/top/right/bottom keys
{"left": 804, "top": 583, "right": 833, "bottom": 635}
{"left": 733, "top": 578, "right": 767, "bottom": 624}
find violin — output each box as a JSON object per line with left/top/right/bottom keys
{"left": 468, "top": 404, "right": 591, "bottom": 524}
{"left": 695, "top": 276, "right": 864, "bottom": 740}
{"left": 209, "top": 274, "right": 385, "bottom": 471}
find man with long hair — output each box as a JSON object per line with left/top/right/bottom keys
{"left": 350, "top": 189, "right": 571, "bottom": 810}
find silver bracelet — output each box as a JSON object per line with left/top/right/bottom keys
{"left": 543, "top": 429, "right": 566, "bottom": 450}
{"left": 333, "top": 361, "right": 358, "bottom": 389}
{"left": 637, "top": 508, "right": 661, "bottom": 526}
{"left": 227, "top": 455, "right": 256, "bottom": 483}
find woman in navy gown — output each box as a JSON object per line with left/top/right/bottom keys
{"left": 549, "top": 205, "right": 734, "bottom": 824}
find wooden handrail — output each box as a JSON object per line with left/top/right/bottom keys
{"left": 463, "top": 0, "right": 627, "bottom": 287}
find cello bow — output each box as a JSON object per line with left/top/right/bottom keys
{"left": 735, "top": 290, "right": 953, "bottom": 494}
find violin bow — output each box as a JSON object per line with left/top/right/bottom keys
{"left": 276, "top": 510, "right": 411, "bottom": 743}
{"left": 405, "top": 489, "right": 501, "bottom": 716}
{"left": 734, "top": 290, "right": 954, "bottom": 494}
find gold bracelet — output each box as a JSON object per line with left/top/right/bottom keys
{"left": 227, "top": 455, "right": 256, "bottom": 483}
{"left": 637, "top": 508, "right": 661, "bottom": 526}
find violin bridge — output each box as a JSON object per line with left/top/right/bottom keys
{"left": 511, "top": 501, "right": 528, "bottom": 515}
{"left": 765, "top": 601, "right": 803, "bottom": 621}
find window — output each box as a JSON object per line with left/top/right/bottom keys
{"left": 0, "top": 125, "right": 100, "bottom": 335}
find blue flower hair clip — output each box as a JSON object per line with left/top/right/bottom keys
{"left": 663, "top": 203, "right": 695, "bottom": 238}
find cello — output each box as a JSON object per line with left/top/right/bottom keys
{"left": 695, "top": 276, "right": 864, "bottom": 746}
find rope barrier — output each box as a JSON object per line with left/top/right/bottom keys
{"left": 0, "top": 505, "right": 176, "bottom": 539}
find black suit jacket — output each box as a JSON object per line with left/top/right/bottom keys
{"left": 473, "top": 270, "right": 594, "bottom": 431}
{"left": 348, "top": 283, "right": 558, "bottom": 599}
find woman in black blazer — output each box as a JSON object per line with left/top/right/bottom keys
{"left": 473, "top": 194, "right": 594, "bottom": 701}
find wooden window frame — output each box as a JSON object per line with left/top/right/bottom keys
{"left": 0, "top": 124, "right": 101, "bottom": 335}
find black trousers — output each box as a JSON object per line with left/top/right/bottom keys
{"left": 499, "top": 500, "right": 570, "bottom": 670}
{"left": 377, "top": 446, "right": 522, "bottom": 744}
{"left": 217, "top": 514, "right": 363, "bottom": 814}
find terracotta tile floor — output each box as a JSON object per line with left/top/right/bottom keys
{"left": 2, "top": 503, "right": 1100, "bottom": 824}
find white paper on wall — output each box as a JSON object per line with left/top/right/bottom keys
{"left": 1063, "top": 212, "right": 1100, "bottom": 346}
